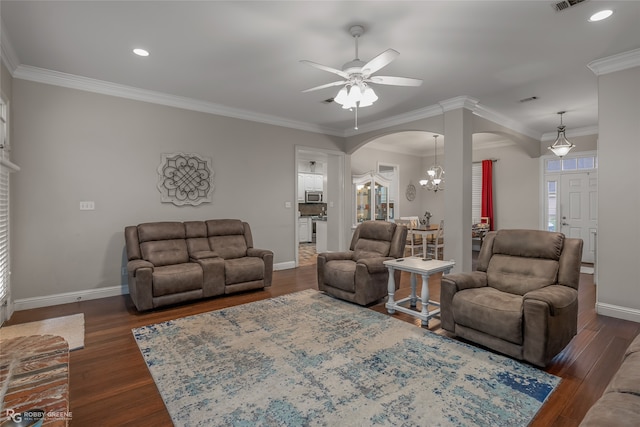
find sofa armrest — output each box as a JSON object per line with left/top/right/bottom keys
{"left": 523, "top": 285, "right": 579, "bottom": 367}
{"left": 441, "top": 271, "right": 488, "bottom": 292}
{"left": 247, "top": 248, "right": 274, "bottom": 287}
{"left": 128, "top": 259, "right": 154, "bottom": 273}
{"left": 127, "top": 260, "right": 154, "bottom": 311}
{"left": 440, "top": 271, "right": 488, "bottom": 333}
{"left": 190, "top": 251, "right": 219, "bottom": 261}
{"left": 247, "top": 248, "right": 272, "bottom": 259}
{"left": 192, "top": 257, "right": 225, "bottom": 297}
{"left": 317, "top": 251, "right": 355, "bottom": 262}
{"left": 357, "top": 257, "right": 393, "bottom": 274}
{"left": 524, "top": 285, "right": 577, "bottom": 316}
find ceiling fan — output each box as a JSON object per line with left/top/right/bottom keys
{"left": 301, "top": 25, "right": 423, "bottom": 113}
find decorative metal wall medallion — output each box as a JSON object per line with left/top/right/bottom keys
{"left": 157, "top": 152, "right": 214, "bottom": 206}
{"left": 405, "top": 183, "right": 416, "bottom": 201}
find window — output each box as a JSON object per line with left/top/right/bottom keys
{"left": 545, "top": 154, "right": 597, "bottom": 173}
{"left": 546, "top": 180, "right": 558, "bottom": 232}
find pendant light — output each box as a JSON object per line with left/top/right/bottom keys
{"left": 419, "top": 135, "right": 445, "bottom": 192}
{"left": 548, "top": 111, "right": 575, "bottom": 157}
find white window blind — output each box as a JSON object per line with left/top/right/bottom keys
{"left": 0, "top": 95, "right": 18, "bottom": 324}
{"left": 0, "top": 166, "right": 8, "bottom": 304}
{"left": 472, "top": 163, "right": 482, "bottom": 223}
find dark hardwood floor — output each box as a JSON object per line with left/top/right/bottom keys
{"left": 4, "top": 264, "right": 638, "bottom": 426}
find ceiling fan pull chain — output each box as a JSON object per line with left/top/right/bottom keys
{"left": 354, "top": 106, "right": 358, "bottom": 130}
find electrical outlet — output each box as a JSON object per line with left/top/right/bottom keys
{"left": 79, "top": 201, "right": 95, "bottom": 210}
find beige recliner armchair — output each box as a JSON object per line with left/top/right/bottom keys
{"left": 317, "top": 221, "right": 407, "bottom": 306}
{"left": 440, "top": 229, "right": 583, "bottom": 367}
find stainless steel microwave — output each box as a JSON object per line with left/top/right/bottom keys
{"left": 305, "top": 191, "right": 323, "bottom": 203}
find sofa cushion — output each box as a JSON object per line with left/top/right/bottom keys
{"left": 141, "top": 239, "right": 189, "bottom": 266}
{"left": 209, "top": 235, "right": 248, "bottom": 259}
{"left": 206, "top": 219, "right": 245, "bottom": 236}
{"left": 353, "top": 238, "right": 391, "bottom": 261}
{"left": 152, "top": 263, "right": 202, "bottom": 297}
{"left": 487, "top": 254, "right": 559, "bottom": 295}
{"left": 138, "top": 222, "right": 185, "bottom": 242}
{"left": 224, "top": 257, "right": 264, "bottom": 285}
{"left": 452, "top": 287, "right": 523, "bottom": 345}
{"left": 493, "top": 229, "right": 564, "bottom": 260}
{"left": 324, "top": 260, "right": 356, "bottom": 293}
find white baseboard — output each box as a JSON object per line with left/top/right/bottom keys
{"left": 274, "top": 261, "right": 296, "bottom": 270}
{"left": 14, "top": 285, "right": 129, "bottom": 311}
{"left": 596, "top": 302, "right": 640, "bottom": 323}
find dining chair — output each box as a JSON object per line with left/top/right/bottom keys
{"left": 399, "top": 216, "right": 422, "bottom": 256}
{"left": 426, "top": 220, "right": 444, "bottom": 260}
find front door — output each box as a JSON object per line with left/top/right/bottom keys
{"left": 560, "top": 172, "right": 597, "bottom": 263}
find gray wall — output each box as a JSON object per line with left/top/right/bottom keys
{"left": 596, "top": 66, "right": 640, "bottom": 319}
{"left": 11, "top": 79, "right": 343, "bottom": 300}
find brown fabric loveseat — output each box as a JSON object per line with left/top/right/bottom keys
{"left": 125, "top": 219, "right": 273, "bottom": 311}
{"left": 580, "top": 333, "right": 640, "bottom": 426}
{"left": 441, "top": 229, "right": 583, "bottom": 367}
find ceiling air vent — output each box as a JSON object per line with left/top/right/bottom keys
{"left": 552, "top": 0, "right": 589, "bottom": 12}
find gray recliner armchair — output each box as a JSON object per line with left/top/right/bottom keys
{"left": 317, "top": 221, "right": 407, "bottom": 306}
{"left": 440, "top": 229, "right": 583, "bottom": 367}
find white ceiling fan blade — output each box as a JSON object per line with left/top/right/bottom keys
{"left": 361, "top": 49, "right": 399, "bottom": 76}
{"left": 368, "top": 76, "right": 423, "bottom": 87}
{"left": 301, "top": 81, "right": 347, "bottom": 93}
{"left": 300, "top": 60, "right": 350, "bottom": 79}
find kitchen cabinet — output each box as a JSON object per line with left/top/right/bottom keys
{"left": 298, "top": 216, "right": 312, "bottom": 243}
{"left": 297, "top": 173, "right": 306, "bottom": 201}
{"left": 298, "top": 173, "right": 324, "bottom": 201}
{"left": 353, "top": 171, "right": 391, "bottom": 224}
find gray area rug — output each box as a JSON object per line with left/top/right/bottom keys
{"left": 133, "top": 290, "right": 559, "bottom": 426}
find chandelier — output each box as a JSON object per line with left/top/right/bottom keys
{"left": 548, "top": 111, "right": 575, "bottom": 157}
{"left": 420, "top": 135, "right": 444, "bottom": 192}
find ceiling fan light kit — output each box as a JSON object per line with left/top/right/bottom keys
{"left": 301, "top": 25, "right": 423, "bottom": 129}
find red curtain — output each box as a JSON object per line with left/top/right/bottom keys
{"left": 481, "top": 160, "right": 494, "bottom": 231}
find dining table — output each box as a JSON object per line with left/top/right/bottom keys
{"left": 405, "top": 223, "right": 440, "bottom": 258}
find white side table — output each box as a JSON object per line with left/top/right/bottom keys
{"left": 383, "top": 257, "right": 456, "bottom": 326}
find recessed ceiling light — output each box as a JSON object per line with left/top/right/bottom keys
{"left": 589, "top": 9, "right": 613, "bottom": 22}
{"left": 133, "top": 48, "right": 149, "bottom": 57}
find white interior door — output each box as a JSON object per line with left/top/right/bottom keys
{"left": 560, "top": 172, "right": 597, "bottom": 263}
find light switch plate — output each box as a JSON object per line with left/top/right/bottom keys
{"left": 79, "top": 201, "right": 95, "bottom": 210}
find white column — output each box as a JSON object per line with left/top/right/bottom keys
{"left": 442, "top": 102, "right": 475, "bottom": 273}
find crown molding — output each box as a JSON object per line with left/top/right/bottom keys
{"left": 541, "top": 125, "right": 599, "bottom": 142}
{"left": 587, "top": 48, "right": 640, "bottom": 76}
{"left": 0, "top": 19, "right": 20, "bottom": 73}
{"left": 12, "top": 65, "right": 345, "bottom": 137}
{"left": 439, "top": 96, "right": 479, "bottom": 112}
{"left": 472, "top": 103, "right": 541, "bottom": 140}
